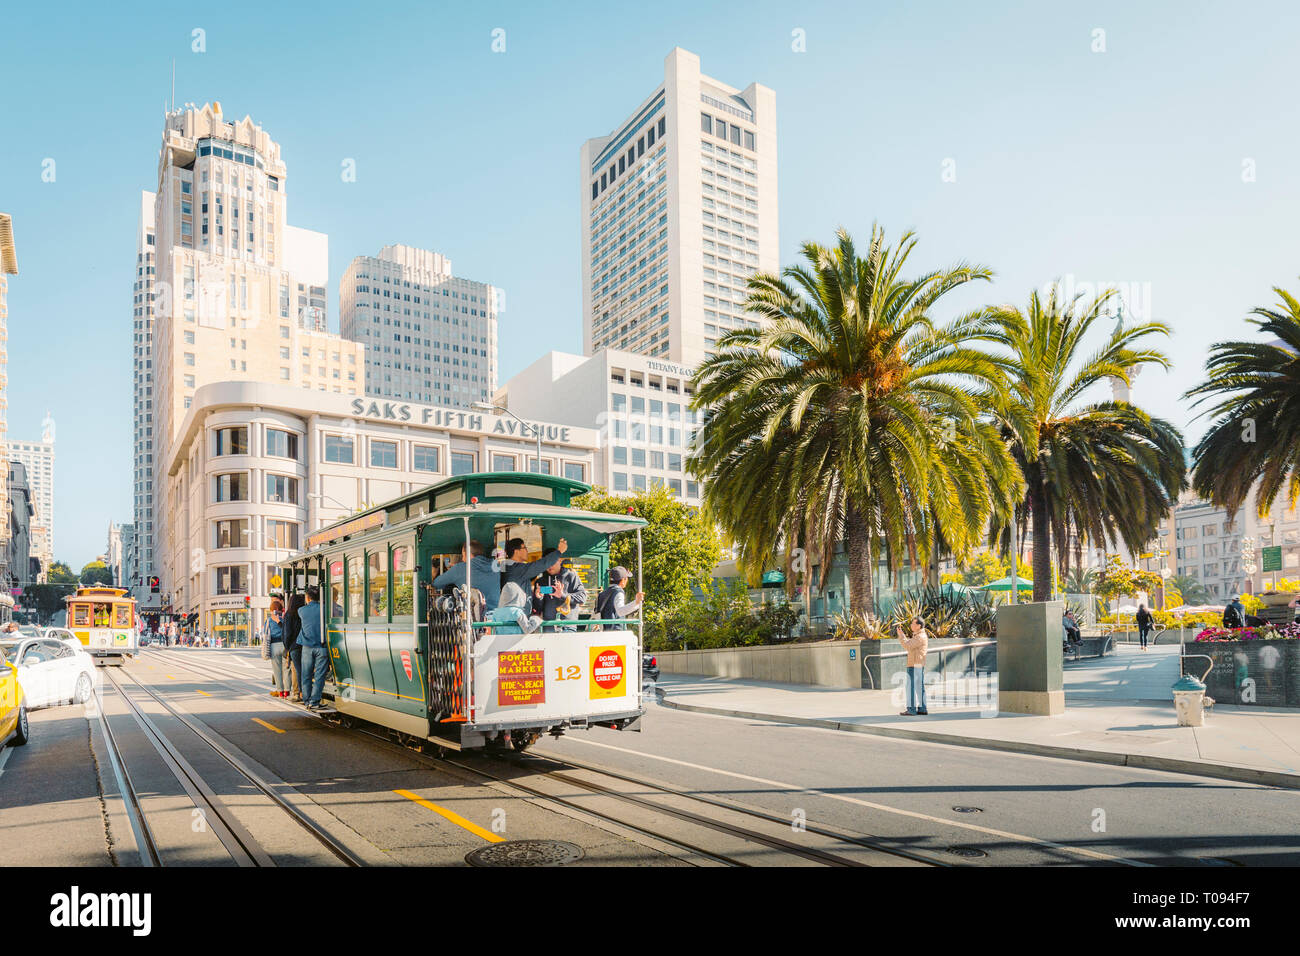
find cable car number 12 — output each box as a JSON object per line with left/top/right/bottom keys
{"left": 555, "top": 665, "right": 581, "bottom": 681}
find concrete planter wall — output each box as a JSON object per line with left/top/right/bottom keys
{"left": 1184, "top": 640, "right": 1300, "bottom": 708}
{"left": 655, "top": 641, "right": 867, "bottom": 688}
{"left": 656, "top": 637, "right": 996, "bottom": 690}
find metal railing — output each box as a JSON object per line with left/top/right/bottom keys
{"left": 865, "top": 638, "right": 997, "bottom": 690}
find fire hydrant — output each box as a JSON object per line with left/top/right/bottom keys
{"left": 1172, "top": 674, "right": 1208, "bottom": 727}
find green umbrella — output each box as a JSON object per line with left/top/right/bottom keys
{"left": 980, "top": 575, "right": 1034, "bottom": 591}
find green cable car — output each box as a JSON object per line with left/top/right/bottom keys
{"left": 282, "top": 472, "right": 647, "bottom": 751}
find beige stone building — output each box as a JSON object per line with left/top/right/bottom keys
{"left": 162, "top": 382, "right": 601, "bottom": 641}
{"left": 144, "top": 102, "right": 364, "bottom": 594}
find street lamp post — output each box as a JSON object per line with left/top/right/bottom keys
{"left": 474, "top": 401, "right": 542, "bottom": 472}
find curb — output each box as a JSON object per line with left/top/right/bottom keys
{"left": 653, "top": 686, "right": 1300, "bottom": 792}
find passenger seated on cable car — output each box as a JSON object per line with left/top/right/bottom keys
{"left": 434, "top": 540, "right": 501, "bottom": 611}
{"left": 485, "top": 583, "right": 542, "bottom": 635}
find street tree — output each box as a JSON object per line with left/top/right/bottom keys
{"left": 974, "top": 286, "right": 1187, "bottom": 602}
{"left": 47, "top": 562, "right": 77, "bottom": 584}
{"left": 80, "top": 561, "right": 113, "bottom": 586}
{"left": 1165, "top": 573, "right": 1211, "bottom": 606}
{"left": 690, "top": 226, "right": 1019, "bottom": 614}
{"left": 1185, "top": 284, "right": 1300, "bottom": 519}
{"left": 573, "top": 483, "right": 722, "bottom": 615}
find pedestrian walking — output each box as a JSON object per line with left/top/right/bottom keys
{"left": 1135, "top": 603, "right": 1154, "bottom": 650}
{"left": 264, "top": 598, "right": 289, "bottom": 696}
{"left": 284, "top": 592, "right": 305, "bottom": 701}
{"left": 297, "top": 586, "right": 328, "bottom": 709}
{"left": 896, "top": 616, "right": 929, "bottom": 716}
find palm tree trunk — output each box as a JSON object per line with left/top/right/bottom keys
{"left": 845, "top": 504, "right": 874, "bottom": 615}
{"left": 1031, "top": 477, "right": 1052, "bottom": 603}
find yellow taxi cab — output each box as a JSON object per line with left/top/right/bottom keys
{"left": 0, "top": 639, "right": 30, "bottom": 748}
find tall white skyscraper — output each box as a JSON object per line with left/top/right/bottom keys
{"left": 141, "top": 102, "right": 363, "bottom": 612}
{"left": 131, "top": 192, "right": 156, "bottom": 583}
{"left": 340, "top": 244, "right": 500, "bottom": 407}
{"left": 581, "top": 48, "right": 778, "bottom": 369}
{"left": 9, "top": 428, "right": 54, "bottom": 576}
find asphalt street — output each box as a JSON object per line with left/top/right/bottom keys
{"left": 2, "top": 647, "right": 1297, "bottom": 867}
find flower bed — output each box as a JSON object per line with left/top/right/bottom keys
{"left": 1194, "top": 623, "right": 1300, "bottom": 642}
{"left": 1186, "top": 625, "right": 1300, "bottom": 707}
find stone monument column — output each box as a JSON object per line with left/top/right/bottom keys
{"left": 996, "top": 600, "right": 1064, "bottom": 715}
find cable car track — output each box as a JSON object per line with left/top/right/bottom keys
{"left": 101, "top": 665, "right": 362, "bottom": 867}
{"left": 138, "top": 650, "right": 942, "bottom": 867}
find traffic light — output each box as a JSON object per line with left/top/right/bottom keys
{"left": 148, "top": 576, "right": 160, "bottom": 592}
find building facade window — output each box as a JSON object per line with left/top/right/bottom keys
{"left": 214, "top": 473, "right": 249, "bottom": 502}
{"left": 413, "top": 445, "right": 440, "bottom": 472}
{"left": 451, "top": 452, "right": 475, "bottom": 475}
{"left": 267, "top": 519, "right": 300, "bottom": 550}
{"left": 370, "top": 440, "right": 398, "bottom": 468}
{"left": 265, "top": 474, "right": 299, "bottom": 504}
{"left": 266, "top": 428, "right": 299, "bottom": 460}
{"left": 491, "top": 453, "right": 514, "bottom": 472}
{"left": 214, "top": 427, "right": 248, "bottom": 456}
{"left": 214, "top": 518, "right": 247, "bottom": 549}
{"left": 214, "top": 565, "right": 249, "bottom": 595}
{"left": 324, "top": 434, "right": 354, "bottom": 464}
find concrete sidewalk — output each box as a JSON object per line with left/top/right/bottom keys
{"left": 653, "top": 645, "right": 1300, "bottom": 789}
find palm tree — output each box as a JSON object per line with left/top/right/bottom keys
{"left": 1166, "top": 572, "right": 1211, "bottom": 606}
{"left": 1185, "top": 284, "right": 1300, "bottom": 518}
{"left": 689, "top": 227, "right": 1020, "bottom": 614}
{"left": 1062, "top": 567, "right": 1098, "bottom": 594}
{"left": 974, "top": 286, "right": 1187, "bottom": 602}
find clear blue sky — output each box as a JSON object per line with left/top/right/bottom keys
{"left": 2, "top": 0, "right": 1298, "bottom": 569}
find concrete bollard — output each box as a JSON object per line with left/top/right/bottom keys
{"left": 1172, "top": 674, "right": 1207, "bottom": 727}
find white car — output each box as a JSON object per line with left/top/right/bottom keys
{"left": 0, "top": 630, "right": 96, "bottom": 708}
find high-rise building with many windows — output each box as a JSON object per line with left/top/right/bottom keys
{"left": 0, "top": 212, "right": 15, "bottom": 592}
{"left": 340, "top": 244, "right": 499, "bottom": 407}
{"left": 131, "top": 192, "right": 157, "bottom": 583}
{"left": 9, "top": 429, "right": 54, "bottom": 579}
{"left": 581, "top": 48, "right": 778, "bottom": 368}
{"left": 141, "top": 102, "right": 363, "bottom": 613}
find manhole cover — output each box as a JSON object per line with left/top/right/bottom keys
{"left": 465, "top": 840, "right": 585, "bottom": 867}
{"left": 945, "top": 845, "right": 988, "bottom": 858}
{"left": 952, "top": 806, "right": 983, "bottom": 813}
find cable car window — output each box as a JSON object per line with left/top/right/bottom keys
{"left": 329, "top": 560, "right": 344, "bottom": 620}
{"left": 368, "top": 551, "right": 389, "bottom": 622}
{"left": 114, "top": 605, "right": 132, "bottom": 627}
{"left": 71, "top": 605, "right": 91, "bottom": 627}
{"left": 347, "top": 555, "right": 364, "bottom": 623}
{"left": 93, "top": 605, "right": 113, "bottom": 627}
{"left": 391, "top": 546, "right": 414, "bottom": 619}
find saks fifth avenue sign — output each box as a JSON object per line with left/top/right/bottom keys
{"left": 348, "top": 398, "right": 572, "bottom": 443}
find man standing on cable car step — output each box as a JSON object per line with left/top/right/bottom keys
{"left": 502, "top": 536, "right": 568, "bottom": 593}
{"left": 298, "top": 586, "right": 327, "bottom": 710}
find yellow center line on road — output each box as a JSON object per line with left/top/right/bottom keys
{"left": 252, "top": 718, "right": 284, "bottom": 734}
{"left": 166, "top": 675, "right": 176, "bottom": 680}
{"left": 196, "top": 689, "right": 212, "bottom": 697}
{"left": 393, "top": 789, "right": 504, "bottom": 843}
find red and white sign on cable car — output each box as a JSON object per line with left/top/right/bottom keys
{"left": 400, "top": 650, "right": 413, "bottom": 681}
{"left": 589, "top": 647, "right": 626, "bottom": 699}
